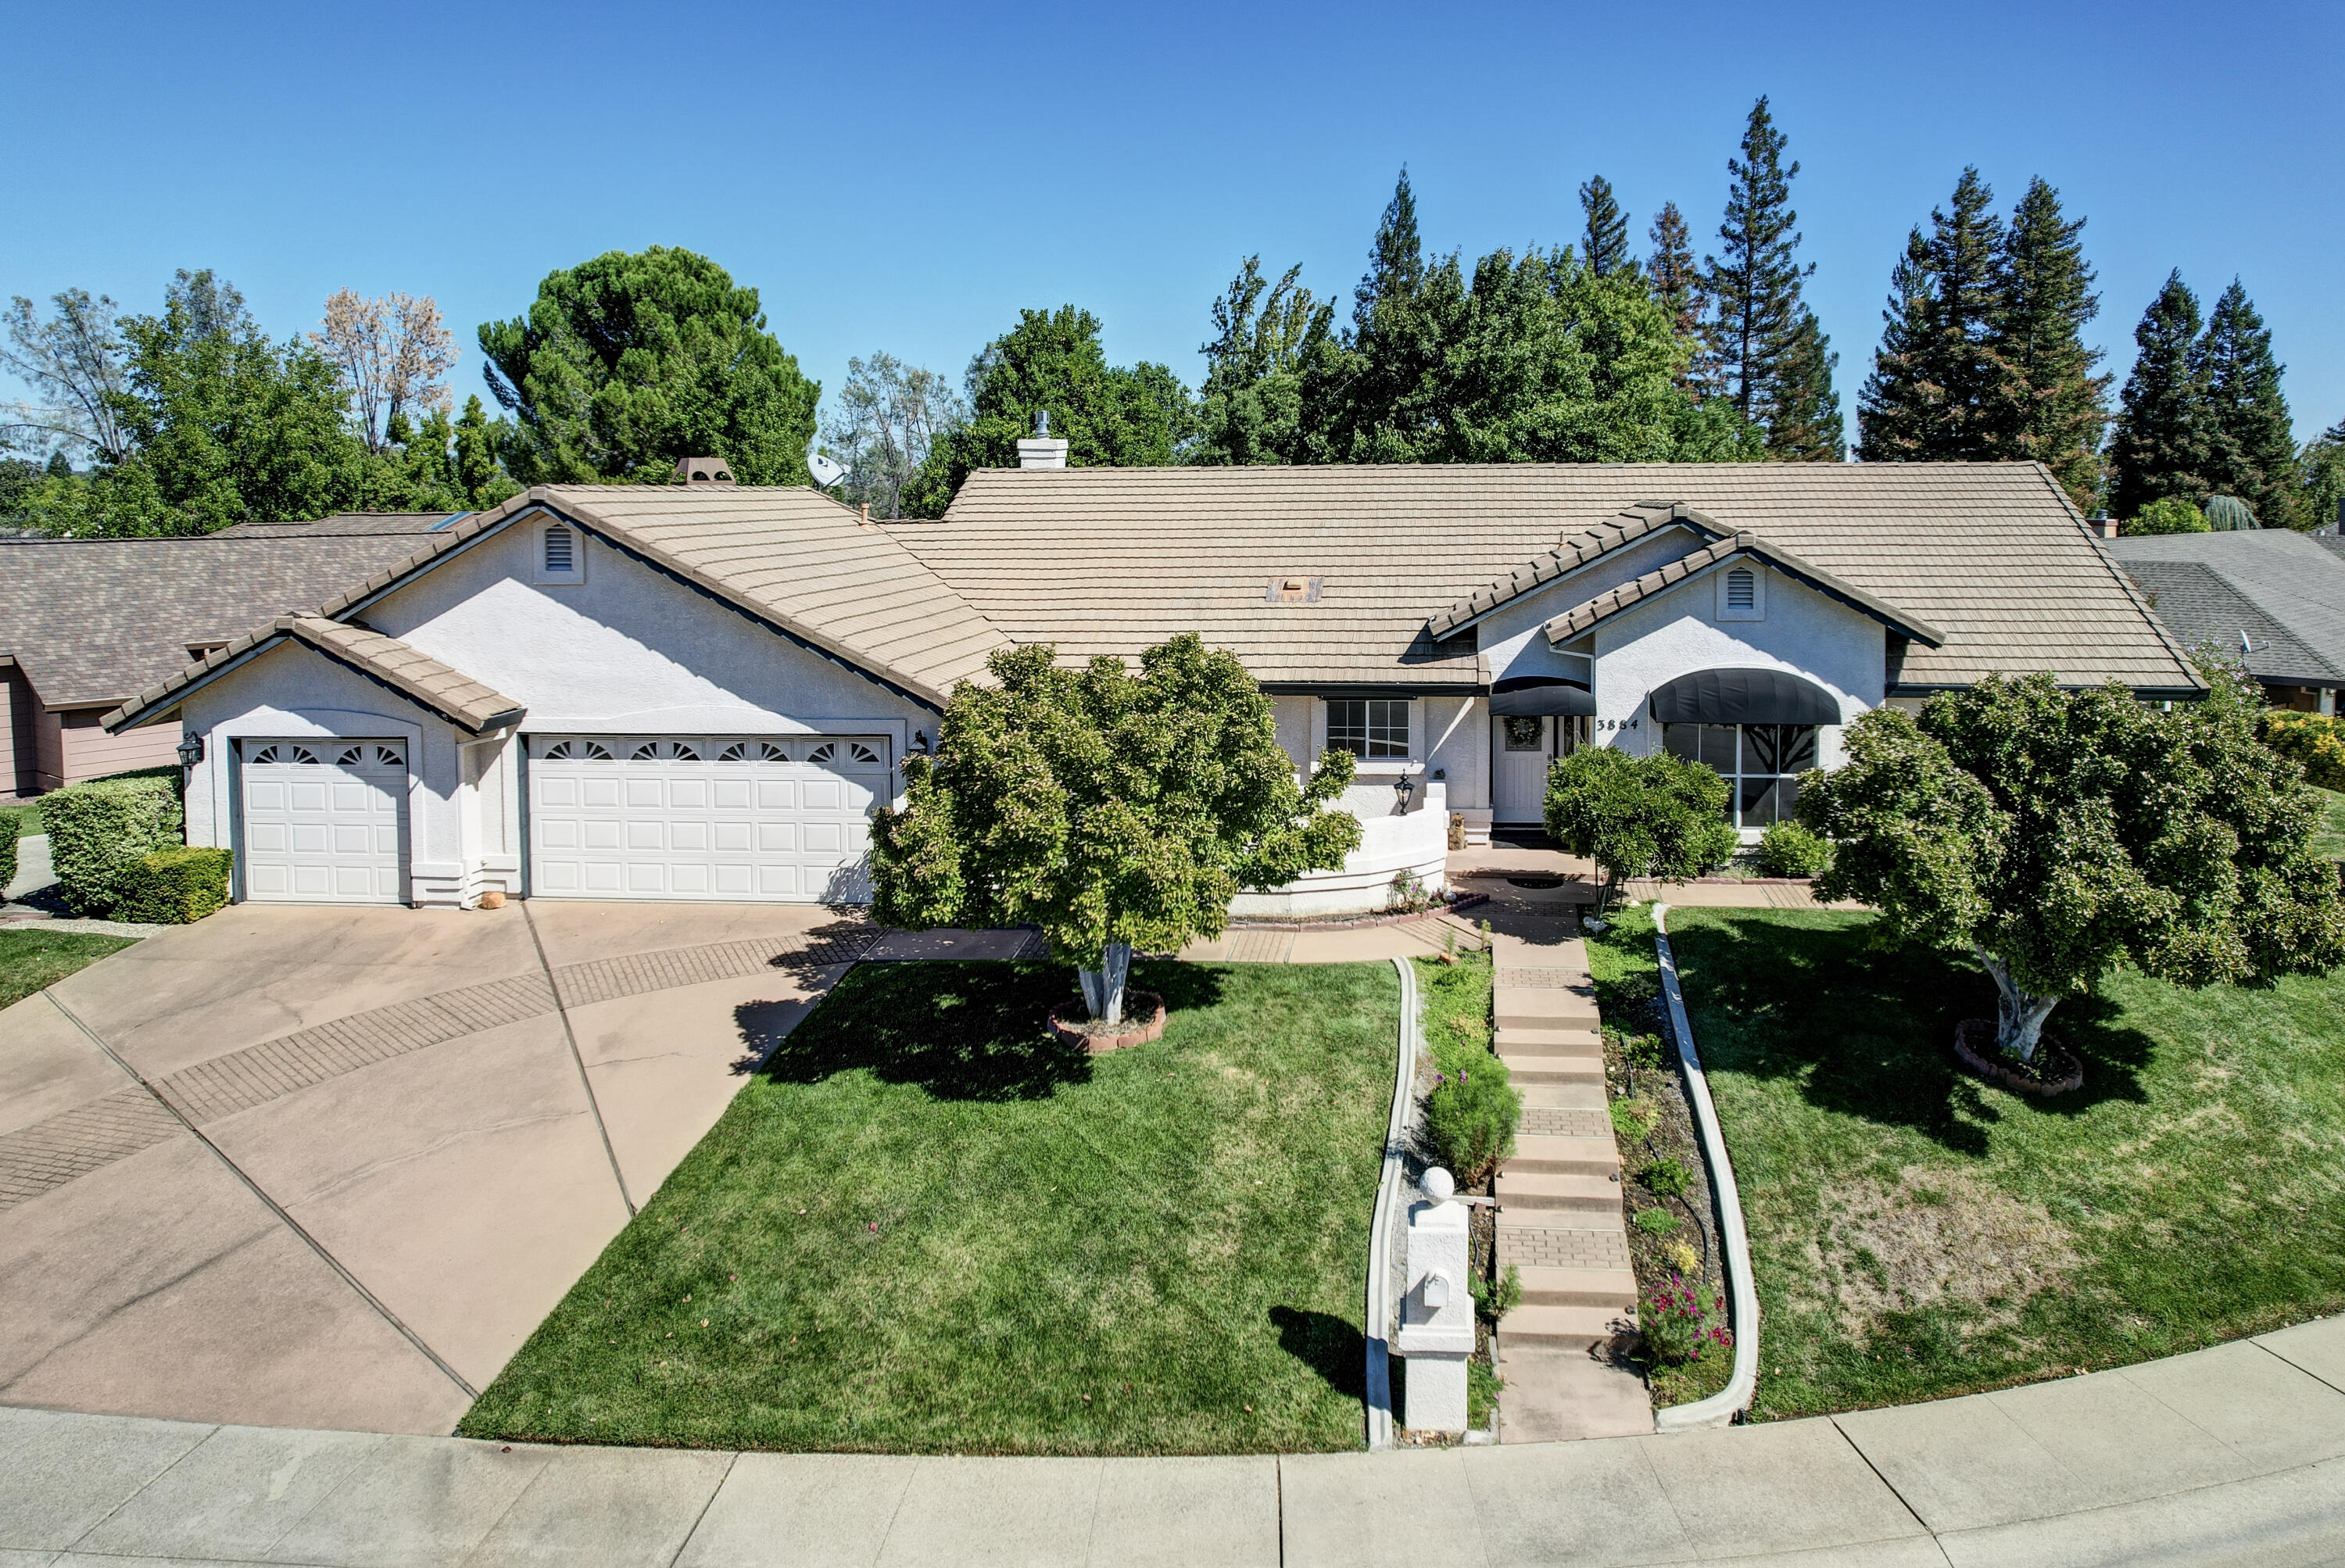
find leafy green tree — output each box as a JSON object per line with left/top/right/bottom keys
{"left": 902, "top": 306, "right": 1192, "bottom": 515}
{"left": 451, "top": 395, "right": 517, "bottom": 509}
{"left": 1193, "top": 256, "right": 1334, "bottom": 466}
{"left": 819, "top": 351, "right": 966, "bottom": 517}
{"left": 868, "top": 635, "right": 1362, "bottom": 1022}
{"left": 479, "top": 246, "right": 818, "bottom": 486}
{"left": 1799, "top": 666, "right": 2345, "bottom": 1063}
{"left": 1998, "top": 177, "right": 2109, "bottom": 510}
{"left": 2300, "top": 417, "right": 2345, "bottom": 535}
{"left": 1702, "top": 97, "right": 1825, "bottom": 454}
{"left": 2193, "top": 279, "right": 2301, "bottom": 529}
{"left": 2107, "top": 272, "right": 2213, "bottom": 521}
{"left": 1645, "top": 202, "right": 1708, "bottom": 392}
{"left": 1857, "top": 168, "right": 2013, "bottom": 463}
{"left": 1580, "top": 175, "right": 1632, "bottom": 277}
{"left": 1543, "top": 746, "right": 1738, "bottom": 913}
{"left": 2125, "top": 495, "right": 2209, "bottom": 535}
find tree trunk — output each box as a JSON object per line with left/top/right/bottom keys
{"left": 1078, "top": 940, "right": 1133, "bottom": 1024}
{"left": 1974, "top": 949, "right": 2060, "bottom": 1064}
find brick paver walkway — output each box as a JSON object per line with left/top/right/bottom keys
{"left": 0, "top": 923, "right": 887, "bottom": 1212}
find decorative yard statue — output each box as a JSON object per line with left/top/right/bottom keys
{"left": 869, "top": 635, "right": 1362, "bottom": 1024}
{"left": 1798, "top": 664, "right": 2345, "bottom": 1069}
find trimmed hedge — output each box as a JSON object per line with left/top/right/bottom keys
{"left": 0, "top": 806, "right": 19, "bottom": 896}
{"left": 1755, "top": 820, "right": 1832, "bottom": 878}
{"left": 113, "top": 847, "right": 233, "bottom": 925}
{"left": 2265, "top": 711, "right": 2345, "bottom": 793}
{"left": 42, "top": 776, "right": 183, "bottom": 917}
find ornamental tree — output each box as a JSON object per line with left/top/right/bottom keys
{"left": 1544, "top": 747, "right": 1738, "bottom": 914}
{"left": 1799, "top": 667, "right": 2345, "bottom": 1063}
{"left": 868, "top": 635, "right": 1362, "bottom": 1022}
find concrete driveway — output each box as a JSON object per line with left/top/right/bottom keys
{"left": 0, "top": 900, "right": 945, "bottom": 1436}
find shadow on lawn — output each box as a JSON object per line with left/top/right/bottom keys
{"left": 1671, "top": 912, "right": 2153, "bottom": 1157}
{"left": 1270, "top": 1305, "right": 1365, "bottom": 1400}
{"left": 750, "top": 960, "right": 1227, "bottom": 1102}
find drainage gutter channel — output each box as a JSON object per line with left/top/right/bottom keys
{"left": 1364, "top": 954, "right": 1422, "bottom": 1450}
{"left": 1650, "top": 902, "right": 1760, "bottom": 1430}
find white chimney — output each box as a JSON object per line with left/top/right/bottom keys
{"left": 1016, "top": 408, "right": 1068, "bottom": 471}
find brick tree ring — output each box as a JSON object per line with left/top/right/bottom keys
{"left": 1047, "top": 992, "right": 1167, "bottom": 1054}
{"left": 1953, "top": 1018, "right": 2084, "bottom": 1096}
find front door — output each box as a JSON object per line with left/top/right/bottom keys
{"left": 1492, "top": 715, "right": 1552, "bottom": 824}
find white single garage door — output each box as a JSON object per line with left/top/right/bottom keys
{"left": 239, "top": 739, "right": 410, "bottom": 904}
{"left": 527, "top": 735, "right": 891, "bottom": 902}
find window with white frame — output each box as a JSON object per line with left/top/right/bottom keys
{"left": 1663, "top": 722, "right": 1817, "bottom": 827}
{"left": 1326, "top": 698, "right": 1410, "bottom": 759}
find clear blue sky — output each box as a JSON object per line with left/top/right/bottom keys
{"left": 5, "top": 0, "right": 2339, "bottom": 447}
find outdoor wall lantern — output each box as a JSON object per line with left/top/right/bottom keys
{"left": 912, "top": 730, "right": 933, "bottom": 756}
{"left": 176, "top": 733, "right": 205, "bottom": 770}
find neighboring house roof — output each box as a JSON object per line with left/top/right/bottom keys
{"left": 1539, "top": 530, "right": 1949, "bottom": 646}
{"left": 900, "top": 463, "right": 2200, "bottom": 693}
{"left": 2108, "top": 530, "right": 2345, "bottom": 687}
{"left": 212, "top": 512, "right": 468, "bottom": 538}
{"left": 0, "top": 534, "right": 439, "bottom": 708}
{"left": 108, "top": 616, "right": 523, "bottom": 736}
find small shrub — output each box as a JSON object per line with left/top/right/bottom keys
{"left": 2125, "top": 496, "right": 2209, "bottom": 535}
{"left": 1466, "top": 1360, "right": 1502, "bottom": 1430}
{"left": 1638, "top": 1155, "right": 1692, "bottom": 1200}
{"left": 1544, "top": 746, "right": 1739, "bottom": 911}
{"left": 42, "top": 777, "right": 181, "bottom": 917}
{"left": 1425, "top": 1058, "right": 1521, "bottom": 1185}
{"left": 2264, "top": 711, "right": 2345, "bottom": 793}
{"left": 1632, "top": 1206, "right": 1681, "bottom": 1237}
{"left": 1610, "top": 1097, "right": 1660, "bottom": 1142}
{"left": 0, "top": 806, "right": 19, "bottom": 894}
{"left": 1388, "top": 867, "right": 1434, "bottom": 912}
{"left": 1754, "top": 821, "right": 1831, "bottom": 879}
{"left": 1666, "top": 1238, "right": 1700, "bottom": 1275}
{"left": 1471, "top": 1264, "right": 1523, "bottom": 1324}
{"left": 1613, "top": 1029, "right": 1666, "bottom": 1071}
{"left": 1640, "top": 1273, "right": 1732, "bottom": 1366}
{"left": 113, "top": 847, "right": 233, "bottom": 924}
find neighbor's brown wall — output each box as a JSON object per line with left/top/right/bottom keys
{"left": 58, "top": 710, "right": 181, "bottom": 786}
{"left": 0, "top": 667, "right": 17, "bottom": 800}
{"left": 27, "top": 699, "right": 63, "bottom": 797}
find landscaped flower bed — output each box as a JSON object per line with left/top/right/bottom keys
{"left": 1408, "top": 944, "right": 1509, "bottom": 1437}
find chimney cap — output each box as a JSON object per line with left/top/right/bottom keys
{"left": 1035, "top": 409, "right": 1051, "bottom": 438}
{"left": 672, "top": 456, "right": 736, "bottom": 486}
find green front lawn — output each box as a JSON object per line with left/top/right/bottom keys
{"left": 462, "top": 958, "right": 1397, "bottom": 1455}
{"left": 0, "top": 929, "right": 137, "bottom": 1011}
{"left": 1585, "top": 905, "right": 2345, "bottom": 1419}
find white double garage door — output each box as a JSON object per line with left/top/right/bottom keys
{"left": 236, "top": 733, "right": 891, "bottom": 905}
{"left": 528, "top": 734, "right": 891, "bottom": 902}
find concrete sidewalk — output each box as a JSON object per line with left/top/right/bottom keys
{"left": 5, "top": 1315, "right": 2344, "bottom": 1566}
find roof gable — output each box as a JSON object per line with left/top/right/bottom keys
{"left": 1427, "top": 501, "right": 1729, "bottom": 638}
{"left": 106, "top": 616, "right": 523, "bottom": 735}
{"left": 1541, "top": 531, "right": 1948, "bottom": 646}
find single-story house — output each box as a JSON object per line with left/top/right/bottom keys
{"left": 2107, "top": 529, "right": 2345, "bottom": 715}
{"left": 1, "top": 516, "right": 458, "bottom": 800}
{"left": 105, "top": 456, "right": 2199, "bottom": 913}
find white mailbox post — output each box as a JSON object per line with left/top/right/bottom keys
{"left": 1395, "top": 1166, "right": 1474, "bottom": 1432}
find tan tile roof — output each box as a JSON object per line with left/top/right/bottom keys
{"left": 899, "top": 462, "right": 2201, "bottom": 693}
{"left": 1540, "top": 531, "right": 1947, "bottom": 646}
{"left": 107, "top": 617, "right": 523, "bottom": 735}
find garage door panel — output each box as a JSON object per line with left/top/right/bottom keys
{"left": 529, "top": 734, "right": 886, "bottom": 904}
{"left": 241, "top": 740, "right": 409, "bottom": 906}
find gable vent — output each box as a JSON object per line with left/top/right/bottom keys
{"left": 1725, "top": 567, "right": 1756, "bottom": 609}
{"left": 543, "top": 524, "right": 576, "bottom": 575}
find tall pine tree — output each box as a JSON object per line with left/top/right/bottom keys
{"left": 2193, "top": 278, "right": 2300, "bottom": 528}
{"left": 1856, "top": 168, "right": 2012, "bottom": 463}
{"left": 1770, "top": 307, "right": 1844, "bottom": 460}
{"left": 1305, "top": 168, "right": 1460, "bottom": 462}
{"left": 1580, "top": 176, "right": 1632, "bottom": 277}
{"left": 2107, "top": 272, "right": 2211, "bottom": 521}
{"left": 1703, "top": 97, "right": 1828, "bottom": 455}
{"left": 1998, "top": 177, "right": 2108, "bottom": 510}
{"left": 1645, "top": 202, "right": 1706, "bottom": 393}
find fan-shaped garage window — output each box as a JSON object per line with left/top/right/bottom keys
{"left": 544, "top": 739, "right": 611, "bottom": 761}
{"left": 628, "top": 739, "right": 701, "bottom": 761}
{"left": 717, "top": 741, "right": 792, "bottom": 762}
{"left": 373, "top": 744, "right": 404, "bottom": 768}
{"left": 249, "top": 743, "right": 322, "bottom": 764}
{"left": 847, "top": 742, "right": 880, "bottom": 764}
{"left": 335, "top": 745, "right": 365, "bottom": 766}
{"left": 807, "top": 743, "right": 838, "bottom": 764}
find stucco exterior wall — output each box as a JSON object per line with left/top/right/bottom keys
{"left": 1475, "top": 529, "right": 1699, "bottom": 687}
{"left": 363, "top": 520, "right": 933, "bottom": 749}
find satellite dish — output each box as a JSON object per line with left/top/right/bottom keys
{"left": 808, "top": 452, "right": 847, "bottom": 489}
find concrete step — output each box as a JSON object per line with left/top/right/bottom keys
{"left": 1493, "top": 1026, "right": 1603, "bottom": 1057}
{"left": 1517, "top": 1080, "right": 1609, "bottom": 1112}
{"left": 1499, "top": 1054, "right": 1605, "bottom": 1087}
{"left": 1495, "top": 988, "right": 1600, "bottom": 1031}
{"left": 1495, "top": 1302, "right": 1637, "bottom": 1351}
{"left": 1513, "top": 1265, "right": 1639, "bottom": 1308}
{"left": 1505, "top": 1135, "right": 1620, "bottom": 1176}
{"left": 1495, "top": 1170, "right": 1623, "bottom": 1215}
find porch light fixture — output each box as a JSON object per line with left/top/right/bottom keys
{"left": 1391, "top": 773, "right": 1414, "bottom": 804}
{"left": 912, "top": 730, "right": 933, "bottom": 756}
{"left": 175, "top": 732, "right": 204, "bottom": 770}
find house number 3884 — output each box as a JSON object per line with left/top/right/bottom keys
{"left": 1595, "top": 718, "right": 1638, "bottom": 732}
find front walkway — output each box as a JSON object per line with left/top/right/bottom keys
{"left": 6, "top": 1314, "right": 2344, "bottom": 1565}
